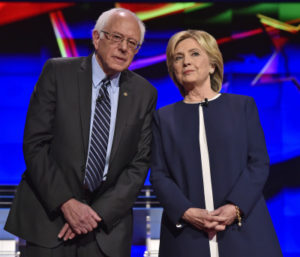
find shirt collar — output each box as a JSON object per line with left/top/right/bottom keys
{"left": 92, "top": 53, "right": 121, "bottom": 91}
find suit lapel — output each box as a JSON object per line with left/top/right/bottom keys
{"left": 77, "top": 55, "right": 93, "bottom": 159}
{"left": 109, "top": 70, "right": 133, "bottom": 165}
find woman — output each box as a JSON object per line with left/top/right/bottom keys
{"left": 150, "top": 30, "right": 282, "bottom": 257}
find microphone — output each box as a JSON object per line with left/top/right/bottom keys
{"left": 201, "top": 98, "right": 208, "bottom": 107}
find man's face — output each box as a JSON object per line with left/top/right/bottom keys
{"left": 92, "top": 12, "right": 141, "bottom": 76}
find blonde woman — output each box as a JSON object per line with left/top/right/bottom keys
{"left": 150, "top": 30, "right": 282, "bottom": 257}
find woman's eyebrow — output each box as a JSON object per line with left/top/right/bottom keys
{"left": 175, "top": 48, "right": 201, "bottom": 55}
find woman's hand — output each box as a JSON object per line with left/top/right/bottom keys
{"left": 182, "top": 208, "right": 226, "bottom": 232}
{"left": 210, "top": 204, "right": 237, "bottom": 226}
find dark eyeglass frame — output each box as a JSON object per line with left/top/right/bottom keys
{"left": 101, "top": 30, "right": 141, "bottom": 50}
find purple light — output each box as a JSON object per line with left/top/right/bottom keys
{"left": 129, "top": 54, "right": 166, "bottom": 70}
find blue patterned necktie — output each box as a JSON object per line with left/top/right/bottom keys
{"left": 84, "top": 78, "right": 111, "bottom": 191}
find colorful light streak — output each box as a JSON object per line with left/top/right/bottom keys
{"left": 217, "top": 28, "right": 263, "bottom": 44}
{"left": 257, "top": 14, "right": 300, "bottom": 33}
{"left": 130, "top": 15, "right": 300, "bottom": 72}
{"left": 0, "top": 2, "right": 73, "bottom": 26}
{"left": 130, "top": 54, "right": 166, "bottom": 70}
{"left": 128, "top": 28, "right": 275, "bottom": 71}
{"left": 251, "top": 51, "right": 279, "bottom": 86}
{"left": 116, "top": 3, "right": 211, "bottom": 21}
{"left": 49, "top": 11, "right": 78, "bottom": 58}
{"left": 251, "top": 14, "right": 300, "bottom": 89}
{"left": 185, "top": 3, "right": 212, "bottom": 13}
{"left": 254, "top": 76, "right": 300, "bottom": 91}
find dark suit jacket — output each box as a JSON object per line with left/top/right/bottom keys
{"left": 5, "top": 55, "right": 157, "bottom": 257}
{"left": 150, "top": 94, "right": 282, "bottom": 257}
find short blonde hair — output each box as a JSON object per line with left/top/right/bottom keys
{"left": 166, "top": 30, "right": 223, "bottom": 96}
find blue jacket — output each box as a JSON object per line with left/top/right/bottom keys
{"left": 150, "top": 94, "right": 282, "bottom": 257}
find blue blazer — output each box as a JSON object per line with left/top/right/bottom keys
{"left": 150, "top": 94, "right": 282, "bottom": 257}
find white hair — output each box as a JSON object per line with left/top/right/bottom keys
{"left": 93, "top": 8, "right": 145, "bottom": 45}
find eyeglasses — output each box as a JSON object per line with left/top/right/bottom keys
{"left": 101, "top": 30, "right": 141, "bottom": 50}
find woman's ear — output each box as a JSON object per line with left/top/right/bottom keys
{"left": 209, "top": 64, "right": 215, "bottom": 74}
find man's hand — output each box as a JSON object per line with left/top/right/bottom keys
{"left": 210, "top": 204, "right": 237, "bottom": 226}
{"left": 58, "top": 223, "right": 76, "bottom": 241}
{"left": 182, "top": 208, "right": 226, "bottom": 232}
{"left": 61, "top": 198, "right": 101, "bottom": 235}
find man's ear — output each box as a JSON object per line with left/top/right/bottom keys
{"left": 92, "top": 30, "right": 100, "bottom": 50}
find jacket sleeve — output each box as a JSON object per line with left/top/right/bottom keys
{"left": 91, "top": 89, "right": 157, "bottom": 232}
{"left": 150, "top": 111, "right": 193, "bottom": 225}
{"left": 23, "top": 59, "right": 73, "bottom": 214}
{"left": 226, "top": 96, "right": 270, "bottom": 217}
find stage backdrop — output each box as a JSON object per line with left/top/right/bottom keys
{"left": 0, "top": 3, "right": 299, "bottom": 256}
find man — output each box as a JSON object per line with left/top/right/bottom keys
{"left": 5, "top": 8, "right": 157, "bottom": 257}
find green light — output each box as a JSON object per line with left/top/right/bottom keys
{"left": 184, "top": 3, "right": 212, "bottom": 13}
{"left": 49, "top": 13, "right": 67, "bottom": 57}
{"left": 137, "top": 3, "right": 198, "bottom": 21}
{"left": 279, "top": 3, "right": 300, "bottom": 21}
{"left": 258, "top": 13, "right": 299, "bottom": 33}
{"left": 205, "top": 10, "right": 232, "bottom": 24}
{"left": 56, "top": 38, "right": 67, "bottom": 58}
{"left": 235, "top": 3, "right": 278, "bottom": 15}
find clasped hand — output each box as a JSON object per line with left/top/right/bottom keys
{"left": 58, "top": 198, "right": 101, "bottom": 241}
{"left": 182, "top": 204, "right": 236, "bottom": 239}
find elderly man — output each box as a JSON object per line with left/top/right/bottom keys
{"left": 5, "top": 8, "right": 157, "bottom": 257}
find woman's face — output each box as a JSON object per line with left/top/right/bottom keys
{"left": 173, "top": 38, "right": 214, "bottom": 89}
